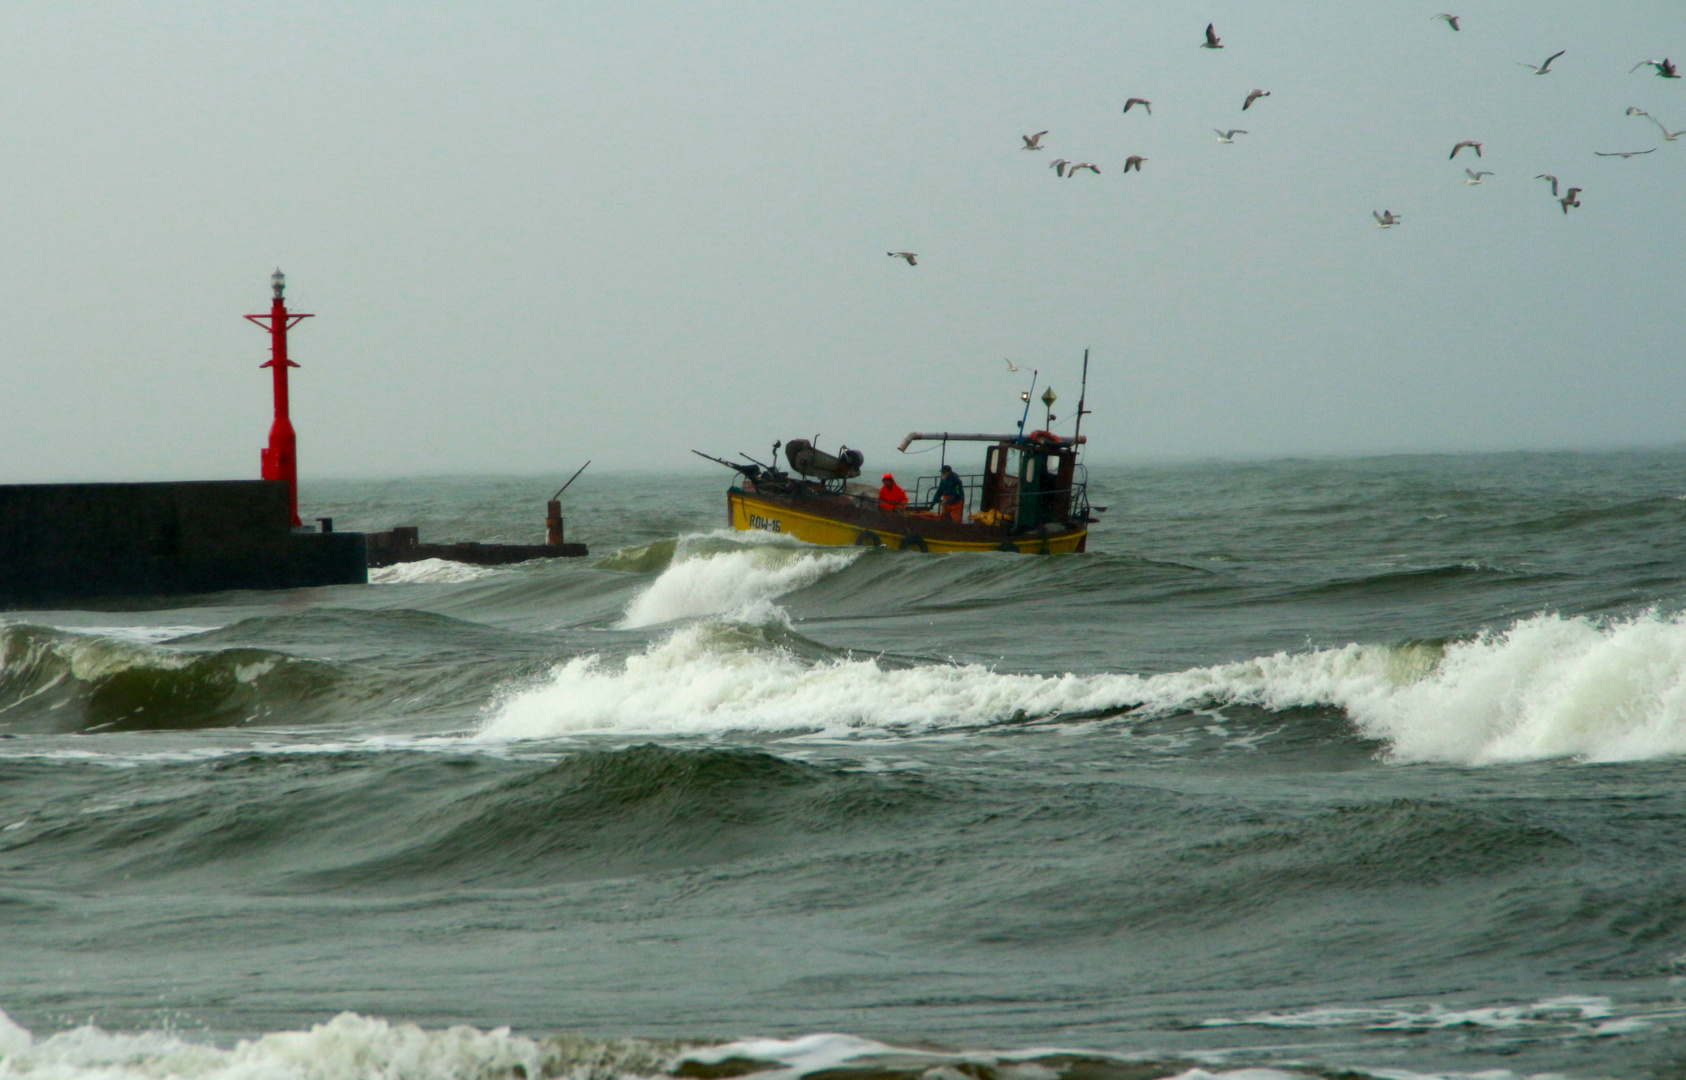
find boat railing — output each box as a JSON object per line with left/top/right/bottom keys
{"left": 911, "top": 473, "right": 988, "bottom": 518}
{"left": 797, "top": 473, "right": 1088, "bottom": 529}
{"left": 909, "top": 474, "right": 1087, "bottom": 530}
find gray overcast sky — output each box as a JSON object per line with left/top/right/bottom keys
{"left": 0, "top": 0, "right": 1681, "bottom": 482}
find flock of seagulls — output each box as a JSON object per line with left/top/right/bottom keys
{"left": 1041, "top": 21, "right": 1278, "bottom": 181}
{"left": 888, "top": 17, "right": 1679, "bottom": 264}
{"left": 1532, "top": 174, "right": 1583, "bottom": 215}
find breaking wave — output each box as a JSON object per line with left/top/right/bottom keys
{"left": 0, "top": 1008, "right": 1289, "bottom": 1080}
{"left": 371, "top": 558, "right": 508, "bottom": 584}
{"left": 616, "top": 531, "right": 860, "bottom": 629}
{"left": 0, "top": 1008, "right": 669, "bottom": 1080}
{"left": 483, "top": 610, "right": 1686, "bottom": 764}
{"left": 0, "top": 623, "right": 345, "bottom": 733}
{"left": 1201, "top": 994, "right": 1646, "bottom": 1036}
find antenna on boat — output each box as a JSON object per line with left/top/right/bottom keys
{"left": 1016, "top": 370, "right": 1039, "bottom": 437}
{"left": 1072, "top": 348, "right": 1091, "bottom": 453}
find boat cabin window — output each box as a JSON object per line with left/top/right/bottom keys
{"left": 981, "top": 442, "right": 1076, "bottom": 532}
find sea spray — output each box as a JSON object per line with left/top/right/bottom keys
{"left": 483, "top": 610, "right": 1686, "bottom": 763}
{"left": 371, "top": 559, "right": 508, "bottom": 585}
{"left": 0, "top": 1010, "right": 1236, "bottom": 1080}
{"left": 475, "top": 620, "right": 1416, "bottom": 739}
{"left": 0, "top": 1008, "right": 680, "bottom": 1080}
{"left": 617, "top": 531, "right": 861, "bottom": 628}
{"left": 1345, "top": 610, "right": 1686, "bottom": 763}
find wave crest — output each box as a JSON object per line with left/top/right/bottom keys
{"left": 482, "top": 610, "right": 1686, "bottom": 764}
{"left": 0, "top": 624, "right": 342, "bottom": 733}
{"left": 616, "top": 532, "right": 860, "bottom": 629}
{"left": 0, "top": 1008, "right": 679, "bottom": 1080}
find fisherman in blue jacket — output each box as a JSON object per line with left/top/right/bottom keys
{"left": 932, "top": 464, "right": 965, "bottom": 522}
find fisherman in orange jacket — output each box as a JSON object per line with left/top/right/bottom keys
{"left": 877, "top": 472, "right": 908, "bottom": 513}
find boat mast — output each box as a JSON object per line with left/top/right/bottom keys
{"left": 1071, "top": 348, "right": 1091, "bottom": 455}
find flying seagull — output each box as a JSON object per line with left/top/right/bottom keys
{"left": 1004, "top": 359, "right": 1020, "bottom": 373}
{"left": 1022, "top": 131, "right": 1049, "bottom": 150}
{"left": 1243, "top": 89, "right": 1271, "bottom": 110}
{"left": 1642, "top": 114, "right": 1685, "bottom": 141}
{"left": 1625, "top": 110, "right": 1685, "bottom": 140}
{"left": 1559, "top": 187, "right": 1581, "bottom": 214}
{"left": 1519, "top": 50, "right": 1565, "bottom": 74}
{"left": 1450, "top": 140, "right": 1483, "bottom": 159}
{"left": 1050, "top": 158, "right": 1070, "bottom": 177}
{"left": 1066, "top": 161, "right": 1101, "bottom": 176}
{"left": 1123, "top": 97, "right": 1152, "bottom": 115}
{"left": 888, "top": 251, "right": 918, "bottom": 265}
{"left": 1464, "top": 169, "right": 1493, "bottom": 183}
{"left": 1373, "top": 210, "right": 1402, "bottom": 228}
{"left": 1202, "top": 23, "right": 1223, "bottom": 49}
{"left": 1433, "top": 13, "right": 1461, "bottom": 31}
{"left": 1594, "top": 148, "right": 1656, "bottom": 157}
{"left": 1122, "top": 155, "right": 1147, "bottom": 172}
{"left": 1214, "top": 129, "right": 1248, "bottom": 142}
{"left": 1535, "top": 173, "right": 1559, "bottom": 197}
{"left": 1634, "top": 59, "right": 1680, "bottom": 78}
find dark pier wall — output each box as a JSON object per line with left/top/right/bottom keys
{"left": 0, "top": 481, "right": 366, "bottom": 607}
{"left": 364, "top": 526, "right": 587, "bottom": 568}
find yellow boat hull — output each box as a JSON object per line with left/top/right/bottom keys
{"left": 728, "top": 490, "right": 1086, "bottom": 554}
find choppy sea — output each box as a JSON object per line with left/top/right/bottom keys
{"left": 7, "top": 451, "right": 1686, "bottom": 1080}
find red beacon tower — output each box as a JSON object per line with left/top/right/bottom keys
{"left": 246, "top": 269, "right": 314, "bottom": 527}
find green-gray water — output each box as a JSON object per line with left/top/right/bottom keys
{"left": 6, "top": 452, "right": 1686, "bottom": 1080}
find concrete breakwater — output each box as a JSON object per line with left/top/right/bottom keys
{"left": 0, "top": 480, "right": 365, "bottom": 607}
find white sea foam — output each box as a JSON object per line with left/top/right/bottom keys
{"left": 481, "top": 621, "right": 1136, "bottom": 739}
{"left": 1202, "top": 994, "right": 1617, "bottom": 1031}
{"left": 617, "top": 532, "right": 859, "bottom": 629}
{"left": 1158, "top": 1072, "right": 1302, "bottom": 1080}
{"left": 370, "top": 559, "right": 507, "bottom": 585}
{"left": 0, "top": 1012, "right": 1160, "bottom": 1080}
{"left": 0, "top": 1009, "right": 557, "bottom": 1080}
{"left": 1340, "top": 611, "right": 1686, "bottom": 764}
{"left": 483, "top": 609, "right": 1686, "bottom": 764}
{"left": 48, "top": 626, "right": 218, "bottom": 646}
{"left": 684, "top": 1035, "right": 1140, "bottom": 1080}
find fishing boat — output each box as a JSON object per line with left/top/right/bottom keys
{"left": 697, "top": 360, "right": 1100, "bottom": 554}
